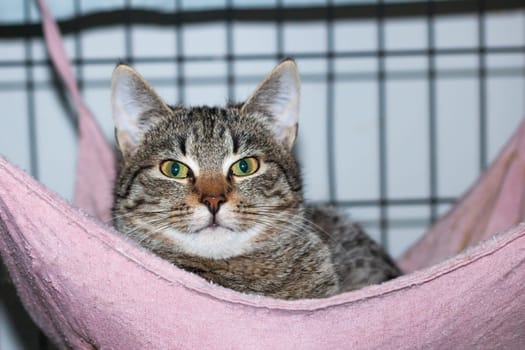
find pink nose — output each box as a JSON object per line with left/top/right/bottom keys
{"left": 200, "top": 194, "right": 226, "bottom": 215}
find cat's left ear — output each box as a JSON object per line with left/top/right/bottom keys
{"left": 241, "top": 59, "right": 300, "bottom": 150}
{"left": 111, "top": 64, "right": 171, "bottom": 159}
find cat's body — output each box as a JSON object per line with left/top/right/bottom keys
{"left": 111, "top": 60, "right": 401, "bottom": 300}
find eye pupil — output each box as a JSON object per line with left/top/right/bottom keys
{"left": 171, "top": 162, "right": 180, "bottom": 176}
{"left": 239, "top": 159, "right": 248, "bottom": 173}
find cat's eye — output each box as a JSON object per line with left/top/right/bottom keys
{"left": 160, "top": 160, "right": 191, "bottom": 179}
{"left": 230, "top": 157, "right": 259, "bottom": 177}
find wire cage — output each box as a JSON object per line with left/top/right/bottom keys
{"left": 0, "top": 0, "right": 524, "bottom": 348}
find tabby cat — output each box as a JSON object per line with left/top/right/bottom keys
{"left": 111, "top": 59, "right": 401, "bottom": 300}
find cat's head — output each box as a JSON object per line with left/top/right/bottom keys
{"left": 111, "top": 59, "right": 304, "bottom": 259}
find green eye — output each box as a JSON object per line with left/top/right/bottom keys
{"left": 231, "top": 157, "right": 259, "bottom": 177}
{"left": 160, "top": 160, "right": 191, "bottom": 179}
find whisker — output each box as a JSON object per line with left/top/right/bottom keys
{"left": 109, "top": 210, "right": 175, "bottom": 224}
{"left": 239, "top": 209, "right": 341, "bottom": 244}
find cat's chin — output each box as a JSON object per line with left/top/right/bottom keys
{"left": 161, "top": 224, "right": 263, "bottom": 260}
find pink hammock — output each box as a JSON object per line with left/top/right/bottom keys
{"left": 1, "top": 1, "right": 524, "bottom": 348}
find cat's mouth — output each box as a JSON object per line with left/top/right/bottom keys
{"left": 193, "top": 222, "right": 235, "bottom": 234}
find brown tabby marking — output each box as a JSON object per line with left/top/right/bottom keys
{"left": 111, "top": 59, "right": 401, "bottom": 300}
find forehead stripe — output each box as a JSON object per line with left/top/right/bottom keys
{"left": 177, "top": 136, "right": 187, "bottom": 156}
{"left": 231, "top": 132, "right": 239, "bottom": 154}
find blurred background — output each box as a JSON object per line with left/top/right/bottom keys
{"left": 0, "top": 0, "right": 524, "bottom": 348}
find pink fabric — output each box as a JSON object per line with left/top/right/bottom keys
{"left": 38, "top": 0, "right": 115, "bottom": 223}
{"left": 1, "top": 157, "right": 524, "bottom": 349}
{"left": 0, "top": 0, "right": 524, "bottom": 348}
{"left": 399, "top": 121, "right": 525, "bottom": 272}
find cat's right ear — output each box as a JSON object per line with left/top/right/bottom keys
{"left": 241, "top": 59, "right": 300, "bottom": 150}
{"left": 111, "top": 64, "right": 170, "bottom": 158}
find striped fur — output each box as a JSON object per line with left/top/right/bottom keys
{"left": 111, "top": 60, "right": 400, "bottom": 299}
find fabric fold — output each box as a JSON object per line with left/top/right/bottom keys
{"left": 1, "top": 156, "right": 524, "bottom": 349}
{"left": 399, "top": 121, "right": 525, "bottom": 272}
{"left": 0, "top": 0, "right": 523, "bottom": 348}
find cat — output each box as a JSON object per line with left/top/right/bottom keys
{"left": 111, "top": 59, "right": 401, "bottom": 300}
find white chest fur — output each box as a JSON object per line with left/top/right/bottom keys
{"left": 161, "top": 224, "right": 262, "bottom": 260}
